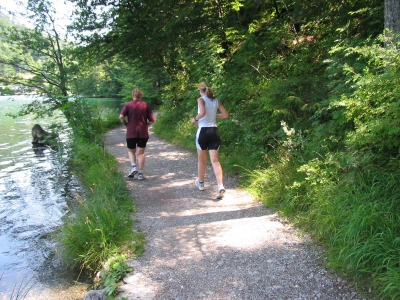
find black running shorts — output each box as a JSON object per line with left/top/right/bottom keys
{"left": 196, "top": 127, "right": 221, "bottom": 150}
{"left": 126, "top": 138, "right": 148, "bottom": 149}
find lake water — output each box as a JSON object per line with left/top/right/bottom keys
{"left": 0, "top": 95, "right": 123, "bottom": 299}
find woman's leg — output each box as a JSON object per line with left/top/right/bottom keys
{"left": 197, "top": 149, "right": 207, "bottom": 181}
{"left": 209, "top": 149, "right": 223, "bottom": 186}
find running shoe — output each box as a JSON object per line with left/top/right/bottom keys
{"left": 137, "top": 173, "right": 144, "bottom": 181}
{"left": 128, "top": 166, "right": 138, "bottom": 178}
{"left": 195, "top": 179, "right": 205, "bottom": 191}
{"left": 216, "top": 187, "right": 225, "bottom": 200}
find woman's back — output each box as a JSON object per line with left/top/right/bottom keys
{"left": 198, "top": 96, "right": 218, "bottom": 127}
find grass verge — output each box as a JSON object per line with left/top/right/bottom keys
{"left": 57, "top": 109, "right": 145, "bottom": 297}
{"left": 246, "top": 153, "right": 400, "bottom": 300}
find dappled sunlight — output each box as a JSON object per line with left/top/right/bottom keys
{"left": 143, "top": 204, "right": 273, "bottom": 235}
{"left": 105, "top": 126, "right": 361, "bottom": 299}
{"left": 155, "top": 151, "right": 192, "bottom": 158}
{"left": 133, "top": 219, "right": 311, "bottom": 300}
{"left": 116, "top": 157, "right": 130, "bottom": 164}
{"left": 147, "top": 213, "right": 293, "bottom": 257}
{"left": 158, "top": 172, "right": 178, "bottom": 180}
{"left": 168, "top": 179, "right": 193, "bottom": 187}
{"left": 199, "top": 215, "right": 291, "bottom": 250}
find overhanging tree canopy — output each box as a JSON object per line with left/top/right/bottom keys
{"left": 0, "top": 0, "right": 78, "bottom": 119}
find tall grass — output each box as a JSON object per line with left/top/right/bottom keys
{"left": 248, "top": 149, "right": 400, "bottom": 299}
{"left": 57, "top": 105, "right": 145, "bottom": 294}
{"left": 327, "top": 171, "right": 400, "bottom": 299}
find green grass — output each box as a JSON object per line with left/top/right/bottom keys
{"left": 58, "top": 139, "right": 145, "bottom": 273}
{"left": 247, "top": 150, "right": 400, "bottom": 299}
{"left": 57, "top": 109, "right": 145, "bottom": 295}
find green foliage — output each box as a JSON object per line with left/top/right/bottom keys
{"left": 60, "top": 97, "right": 120, "bottom": 144}
{"left": 97, "top": 254, "right": 133, "bottom": 296}
{"left": 247, "top": 148, "right": 299, "bottom": 208}
{"left": 61, "top": 97, "right": 104, "bottom": 143}
{"left": 153, "top": 107, "right": 196, "bottom": 150}
{"left": 2, "top": 0, "right": 396, "bottom": 297}
{"left": 101, "top": 108, "right": 123, "bottom": 131}
{"left": 0, "top": 15, "right": 24, "bottom": 79}
{"left": 325, "top": 170, "right": 400, "bottom": 297}
{"left": 0, "top": 2, "right": 85, "bottom": 135}
{"left": 58, "top": 139, "right": 145, "bottom": 276}
{"left": 0, "top": 9, "right": 75, "bottom": 97}
{"left": 71, "top": 61, "right": 123, "bottom": 98}
{"left": 67, "top": 0, "right": 398, "bottom": 297}
{"left": 52, "top": 100, "right": 143, "bottom": 292}
{"left": 114, "top": 59, "right": 165, "bottom": 107}
{"left": 249, "top": 35, "right": 400, "bottom": 299}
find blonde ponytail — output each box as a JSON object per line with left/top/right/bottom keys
{"left": 198, "top": 82, "right": 215, "bottom": 99}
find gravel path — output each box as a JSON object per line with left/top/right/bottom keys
{"left": 104, "top": 125, "right": 367, "bottom": 300}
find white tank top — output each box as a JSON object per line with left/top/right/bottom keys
{"left": 198, "top": 96, "right": 218, "bottom": 128}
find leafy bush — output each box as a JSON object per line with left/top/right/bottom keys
{"left": 250, "top": 36, "right": 400, "bottom": 299}
{"left": 97, "top": 254, "right": 133, "bottom": 296}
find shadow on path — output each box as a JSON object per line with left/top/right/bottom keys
{"left": 104, "top": 125, "right": 365, "bottom": 300}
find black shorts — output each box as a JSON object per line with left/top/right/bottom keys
{"left": 196, "top": 127, "right": 221, "bottom": 150}
{"left": 126, "top": 138, "right": 148, "bottom": 149}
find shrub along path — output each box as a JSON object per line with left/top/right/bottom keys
{"left": 105, "top": 125, "right": 369, "bottom": 300}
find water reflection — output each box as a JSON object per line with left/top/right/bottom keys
{"left": 0, "top": 96, "right": 123, "bottom": 299}
{"left": 0, "top": 145, "right": 86, "bottom": 299}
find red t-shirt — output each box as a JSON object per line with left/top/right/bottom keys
{"left": 120, "top": 100, "right": 155, "bottom": 139}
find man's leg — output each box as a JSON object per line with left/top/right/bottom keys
{"left": 127, "top": 147, "right": 137, "bottom": 165}
{"left": 136, "top": 147, "right": 146, "bottom": 180}
{"left": 136, "top": 147, "right": 146, "bottom": 171}
{"left": 127, "top": 147, "right": 138, "bottom": 178}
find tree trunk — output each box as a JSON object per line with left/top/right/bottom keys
{"left": 385, "top": 0, "right": 400, "bottom": 45}
{"left": 385, "top": 0, "right": 400, "bottom": 32}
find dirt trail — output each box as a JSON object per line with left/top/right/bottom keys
{"left": 104, "top": 125, "right": 365, "bottom": 300}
